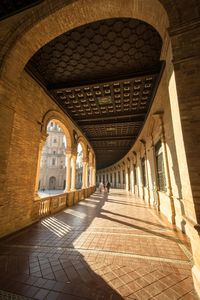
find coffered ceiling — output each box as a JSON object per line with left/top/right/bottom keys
{"left": 26, "top": 17, "right": 163, "bottom": 169}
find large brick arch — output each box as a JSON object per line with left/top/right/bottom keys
{"left": 1, "top": 0, "right": 198, "bottom": 66}
{"left": 0, "top": 0, "right": 169, "bottom": 85}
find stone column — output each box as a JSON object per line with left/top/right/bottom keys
{"left": 142, "top": 141, "right": 150, "bottom": 205}
{"left": 82, "top": 160, "right": 88, "bottom": 189}
{"left": 89, "top": 165, "right": 93, "bottom": 187}
{"left": 34, "top": 133, "right": 47, "bottom": 198}
{"left": 70, "top": 154, "right": 77, "bottom": 190}
{"left": 111, "top": 171, "right": 114, "bottom": 187}
{"left": 115, "top": 169, "right": 118, "bottom": 188}
{"left": 120, "top": 167, "right": 123, "bottom": 189}
{"left": 125, "top": 165, "right": 129, "bottom": 191}
{"left": 85, "top": 163, "right": 89, "bottom": 188}
{"left": 134, "top": 153, "right": 139, "bottom": 196}
{"left": 137, "top": 154, "right": 142, "bottom": 199}
{"left": 65, "top": 152, "right": 72, "bottom": 192}
{"left": 116, "top": 169, "right": 119, "bottom": 188}
{"left": 133, "top": 164, "right": 136, "bottom": 194}
{"left": 130, "top": 161, "right": 134, "bottom": 194}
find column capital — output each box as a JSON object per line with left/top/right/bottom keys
{"left": 71, "top": 153, "right": 77, "bottom": 159}
{"left": 82, "top": 159, "right": 89, "bottom": 164}
{"left": 66, "top": 151, "right": 72, "bottom": 158}
{"left": 66, "top": 146, "right": 77, "bottom": 155}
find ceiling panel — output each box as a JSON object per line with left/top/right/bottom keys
{"left": 26, "top": 17, "right": 163, "bottom": 170}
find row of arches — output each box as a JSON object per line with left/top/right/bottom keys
{"left": 34, "top": 112, "right": 96, "bottom": 197}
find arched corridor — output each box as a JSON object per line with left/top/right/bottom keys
{"left": 0, "top": 0, "right": 200, "bottom": 298}
{"left": 0, "top": 189, "right": 197, "bottom": 299}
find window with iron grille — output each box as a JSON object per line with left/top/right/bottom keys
{"left": 141, "top": 157, "right": 146, "bottom": 187}
{"left": 155, "top": 140, "right": 166, "bottom": 192}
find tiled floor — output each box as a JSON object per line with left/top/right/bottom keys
{"left": 0, "top": 190, "right": 197, "bottom": 299}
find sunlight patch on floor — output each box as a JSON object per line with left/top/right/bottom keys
{"left": 64, "top": 208, "right": 86, "bottom": 219}
{"left": 41, "top": 216, "right": 71, "bottom": 237}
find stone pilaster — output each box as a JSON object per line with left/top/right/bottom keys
{"left": 34, "top": 133, "right": 48, "bottom": 199}
{"left": 155, "top": 113, "right": 176, "bottom": 224}
{"left": 150, "top": 136, "right": 160, "bottom": 210}
{"left": 170, "top": 20, "right": 200, "bottom": 296}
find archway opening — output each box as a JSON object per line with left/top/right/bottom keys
{"left": 76, "top": 143, "right": 83, "bottom": 189}
{"left": 38, "top": 120, "right": 67, "bottom": 197}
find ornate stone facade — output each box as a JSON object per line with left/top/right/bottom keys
{"left": 39, "top": 122, "right": 66, "bottom": 190}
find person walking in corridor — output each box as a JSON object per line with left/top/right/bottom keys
{"left": 99, "top": 182, "right": 104, "bottom": 193}
{"left": 106, "top": 181, "right": 111, "bottom": 193}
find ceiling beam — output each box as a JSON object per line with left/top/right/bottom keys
{"left": 94, "top": 147, "right": 129, "bottom": 151}
{"left": 48, "top": 68, "right": 160, "bottom": 91}
{"left": 90, "top": 135, "right": 136, "bottom": 141}
{"left": 77, "top": 113, "right": 145, "bottom": 125}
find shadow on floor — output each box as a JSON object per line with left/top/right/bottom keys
{"left": 0, "top": 191, "right": 124, "bottom": 300}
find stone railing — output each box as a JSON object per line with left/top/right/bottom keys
{"left": 34, "top": 186, "right": 96, "bottom": 220}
